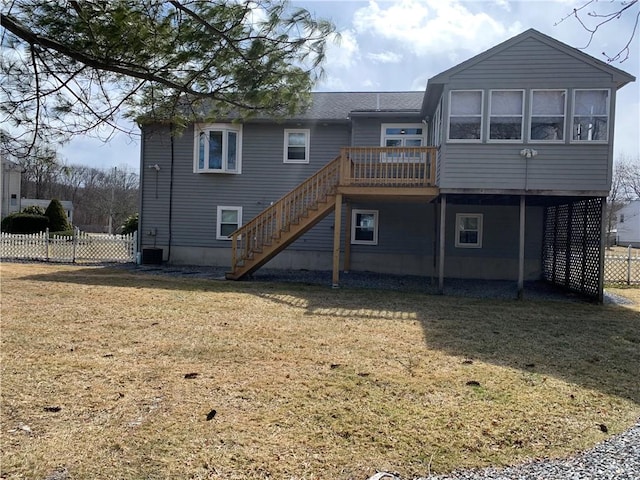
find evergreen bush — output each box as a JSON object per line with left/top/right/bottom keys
{"left": 44, "top": 199, "right": 71, "bottom": 233}
{"left": 120, "top": 213, "right": 138, "bottom": 235}
{"left": 1, "top": 213, "right": 49, "bottom": 233}
{"left": 21, "top": 205, "right": 46, "bottom": 215}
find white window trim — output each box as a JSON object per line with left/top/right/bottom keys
{"left": 351, "top": 209, "right": 379, "bottom": 245}
{"left": 194, "top": 123, "right": 243, "bottom": 174}
{"left": 528, "top": 89, "right": 567, "bottom": 144}
{"left": 447, "top": 90, "right": 484, "bottom": 143}
{"left": 216, "top": 206, "right": 242, "bottom": 240}
{"left": 455, "top": 213, "right": 483, "bottom": 248}
{"left": 570, "top": 88, "right": 610, "bottom": 144}
{"left": 283, "top": 129, "right": 310, "bottom": 164}
{"left": 487, "top": 89, "right": 525, "bottom": 143}
{"left": 433, "top": 101, "right": 443, "bottom": 147}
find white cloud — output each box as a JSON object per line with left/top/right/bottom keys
{"left": 353, "top": 0, "right": 523, "bottom": 56}
{"left": 366, "top": 51, "right": 403, "bottom": 64}
{"left": 324, "top": 30, "right": 360, "bottom": 69}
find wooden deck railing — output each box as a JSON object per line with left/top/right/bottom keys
{"left": 228, "top": 146, "right": 438, "bottom": 277}
{"left": 340, "top": 146, "right": 437, "bottom": 187}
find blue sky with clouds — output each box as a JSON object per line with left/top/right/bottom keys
{"left": 60, "top": 0, "right": 639, "bottom": 171}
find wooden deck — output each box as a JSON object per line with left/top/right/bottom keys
{"left": 226, "top": 146, "right": 439, "bottom": 280}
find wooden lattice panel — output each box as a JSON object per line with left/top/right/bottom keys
{"left": 542, "top": 198, "right": 603, "bottom": 300}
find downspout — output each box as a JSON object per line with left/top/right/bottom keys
{"left": 167, "top": 125, "right": 175, "bottom": 262}
{"left": 137, "top": 127, "right": 145, "bottom": 259}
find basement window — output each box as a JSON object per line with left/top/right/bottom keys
{"left": 455, "top": 213, "right": 483, "bottom": 248}
{"left": 351, "top": 209, "right": 379, "bottom": 245}
{"left": 217, "top": 206, "right": 242, "bottom": 240}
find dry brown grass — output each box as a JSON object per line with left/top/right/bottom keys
{"left": 1, "top": 262, "right": 639, "bottom": 480}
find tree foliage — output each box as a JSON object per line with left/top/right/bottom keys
{"left": 1, "top": 0, "right": 336, "bottom": 151}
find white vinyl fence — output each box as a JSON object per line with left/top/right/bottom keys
{"left": 604, "top": 246, "right": 640, "bottom": 285}
{"left": 1, "top": 228, "right": 137, "bottom": 263}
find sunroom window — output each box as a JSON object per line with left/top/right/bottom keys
{"left": 448, "top": 90, "right": 483, "bottom": 141}
{"left": 530, "top": 90, "right": 566, "bottom": 141}
{"left": 572, "top": 89, "right": 609, "bottom": 142}
{"left": 194, "top": 124, "right": 242, "bottom": 173}
{"left": 489, "top": 90, "right": 524, "bottom": 141}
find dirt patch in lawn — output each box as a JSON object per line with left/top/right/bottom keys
{"left": 1, "top": 262, "right": 639, "bottom": 479}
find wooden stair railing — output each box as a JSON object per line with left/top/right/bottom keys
{"left": 226, "top": 156, "right": 342, "bottom": 280}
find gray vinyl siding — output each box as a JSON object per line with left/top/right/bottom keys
{"left": 436, "top": 36, "right": 618, "bottom": 193}
{"left": 140, "top": 122, "right": 349, "bottom": 254}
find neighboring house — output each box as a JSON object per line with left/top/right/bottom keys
{"left": 617, "top": 200, "right": 640, "bottom": 247}
{"left": 1, "top": 156, "right": 22, "bottom": 219}
{"left": 20, "top": 199, "right": 74, "bottom": 224}
{"left": 138, "top": 29, "right": 635, "bottom": 301}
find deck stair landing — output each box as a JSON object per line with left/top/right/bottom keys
{"left": 225, "top": 157, "right": 341, "bottom": 280}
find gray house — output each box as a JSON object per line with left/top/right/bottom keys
{"left": 138, "top": 29, "right": 635, "bottom": 301}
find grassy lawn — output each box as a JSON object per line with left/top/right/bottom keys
{"left": 1, "top": 262, "right": 639, "bottom": 480}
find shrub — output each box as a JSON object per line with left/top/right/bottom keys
{"left": 1, "top": 213, "right": 49, "bottom": 234}
{"left": 21, "top": 205, "right": 46, "bottom": 215}
{"left": 44, "top": 199, "right": 71, "bottom": 233}
{"left": 120, "top": 213, "right": 138, "bottom": 235}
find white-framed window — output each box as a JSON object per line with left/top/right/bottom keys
{"left": 572, "top": 89, "right": 610, "bottom": 142}
{"left": 489, "top": 90, "right": 524, "bottom": 141}
{"left": 380, "top": 124, "right": 424, "bottom": 162}
{"left": 455, "top": 213, "right": 483, "bottom": 248}
{"left": 194, "top": 124, "right": 242, "bottom": 173}
{"left": 448, "top": 90, "right": 483, "bottom": 142}
{"left": 530, "top": 90, "right": 566, "bottom": 142}
{"left": 283, "top": 129, "right": 310, "bottom": 163}
{"left": 351, "top": 209, "right": 378, "bottom": 245}
{"left": 216, "top": 206, "right": 242, "bottom": 240}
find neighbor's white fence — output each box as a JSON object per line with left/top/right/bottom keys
{"left": 604, "top": 246, "right": 640, "bottom": 285}
{"left": 1, "top": 228, "right": 137, "bottom": 263}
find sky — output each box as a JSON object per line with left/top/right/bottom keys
{"left": 59, "top": 0, "right": 640, "bottom": 171}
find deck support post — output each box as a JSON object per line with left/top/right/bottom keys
{"left": 438, "top": 195, "right": 446, "bottom": 294}
{"left": 332, "top": 193, "right": 343, "bottom": 288}
{"left": 518, "top": 195, "right": 526, "bottom": 299}
{"left": 344, "top": 201, "right": 352, "bottom": 272}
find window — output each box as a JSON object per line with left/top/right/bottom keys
{"left": 216, "top": 206, "right": 242, "bottom": 240}
{"left": 284, "top": 129, "right": 310, "bottom": 163}
{"left": 448, "top": 90, "right": 483, "bottom": 141}
{"left": 10, "top": 194, "right": 17, "bottom": 206}
{"left": 530, "top": 90, "right": 566, "bottom": 141}
{"left": 489, "top": 90, "right": 524, "bottom": 141}
{"left": 351, "top": 209, "right": 378, "bottom": 245}
{"left": 619, "top": 214, "right": 625, "bottom": 223}
{"left": 433, "top": 102, "right": 443, "bottom": 147}
{"left": 381, "top": 124, "right": 424, "bottom": 161}
{"left": 194, "top": 124, "right": 242, "bottom": 173}
{"left": 455, "top": 213, "right": 482, "bottom": 248}
{"left": 572, "top": 89, "right": 609, "bottom": 142}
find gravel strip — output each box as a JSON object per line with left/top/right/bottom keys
{"left": 116, "top": 263, "right": 633, "bottom": 305}
{"left": 416, "top": 421, "right": 640, "bottom": 480}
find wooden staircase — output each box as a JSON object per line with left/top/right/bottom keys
{"left": 225, "top": 156, "right": 341, "bottom": 280}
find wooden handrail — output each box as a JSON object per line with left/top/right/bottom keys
{"left": 229, "top": 155, "right": 342, "bottom": 272}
